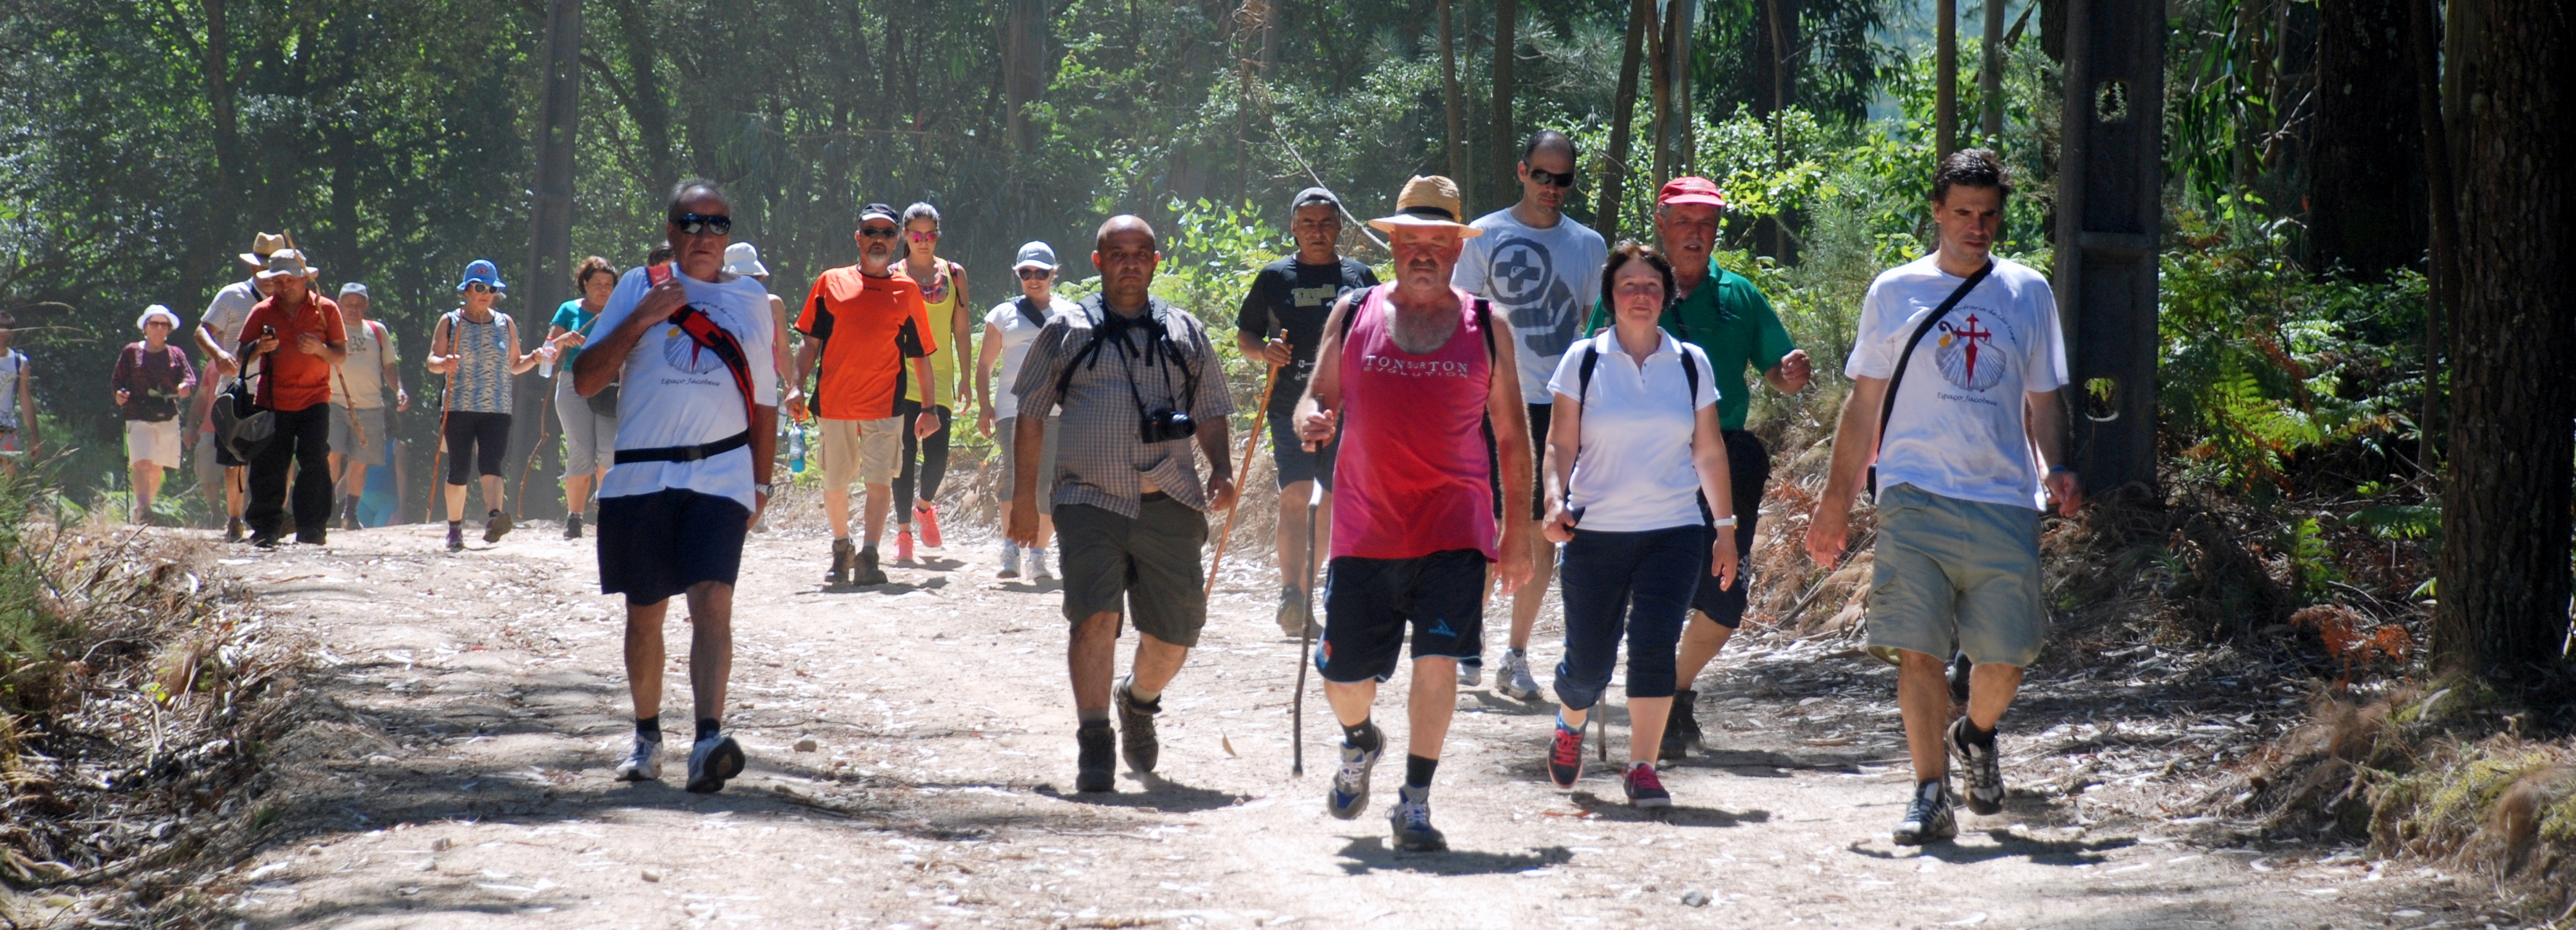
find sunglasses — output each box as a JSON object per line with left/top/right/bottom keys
{"left": 859, "top": 226, "right": 900, "bottom": 239}
{"left": 464, "top": 283, "right": 496, "bottom": 294}
{"left": 907, "top": 229, "right": 940, "bottom": 241}
{"left": 1527, "top": 167, "right": 1577, "bottom": 189}
{"left": 1017, "top": 268, "right": 1052, "bottom": 280}
{"left": 671, "top": 213, "right": 733, "bottom": 235}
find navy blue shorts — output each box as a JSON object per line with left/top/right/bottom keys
{"left": 1315, "top": 548, "right": 1486, "bottom": 683}
{"left": 1269, "top": 410, "right": 1337, "bottom": 490}
{"left": 1690, "top": 429, "right": 1773, "bottom": 627}
{"left": 597, "top": 488, "right": 751, "bottom": 607}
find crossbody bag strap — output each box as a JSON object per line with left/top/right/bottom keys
{"left": 1870, "top": 260, "right": 1994, "bottom": 496}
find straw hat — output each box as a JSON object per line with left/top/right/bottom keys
{"left": 237, "top": 232, "right": 288, "bottom": 268}
{"left": 255, "top": 249, "right": 320, "bottom": 281}
{"left": 1367, "top": 176, "right": 1482, "bottom": 237}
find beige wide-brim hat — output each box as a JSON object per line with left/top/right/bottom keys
{"left": 237, "top": 231, "right": 288, "bottom": 268}
{"left": 255, "top": 249, "right": 319, "bottom": 281}
{"left": 1367, "top": 175, "right": 1483, "bottom": 237}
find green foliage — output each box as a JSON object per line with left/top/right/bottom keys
{"left": 2277, "top": 516, "right": 2343, "bottom": 605}
{"left": 2158, "top": 195, "right": 2427, "bottom": 496}
{"left": 0, "top": 473, "right": 50, "bottom": 665}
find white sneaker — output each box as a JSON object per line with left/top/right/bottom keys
{"left": 1496, "top": 649, "right": 1542, "bottom": 701}
{"left": 613, "top": 736, "right": 667, "bottom": 782}
{"left": 686, "top": 733, "right": 746, "bottom": 794}
{"left": 1030, "top": 547, "right": 1053, "bottom": 579}
{"left": 1457, "top": 659, "right": 1484, "bottom": 687}
{"left": 997, "top": 542, "right": 1023, "bottom": 579}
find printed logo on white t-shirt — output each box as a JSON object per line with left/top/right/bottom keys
{"left": 657, "top": 311, "right": 731, "bottom": 376}
{"left": 1931, "top": 309, "right": 2023, "bottom": 393}
{"left": 1486, "top": 233, "right": 1581, "bottom": 360}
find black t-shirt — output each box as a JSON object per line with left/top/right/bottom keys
{"left": 1235, "top": 255, "right": 1377, "bottom": 413}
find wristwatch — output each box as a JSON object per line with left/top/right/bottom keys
{"left": 755, "top": 483, "right": 773, "bottom": 497}
{"left": 1713, "top": 515, "right": 1739, "bottom": 528}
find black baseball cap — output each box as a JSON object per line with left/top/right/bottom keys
{"left": 1290, "top": 187, "right": 1341, "bottom": 215}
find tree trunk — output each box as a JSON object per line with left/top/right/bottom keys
{"left": 1595, "top": 0, "right": 1651, "bottom": 241}
{"left": 1979, "top": 0, "right": 2005, "bottom": 141}
{"left": 1936, "top": 0, "right": 1957, "bottom": 157}
{"left": 197, "top": 0, "right": 242, "bottom": 279}
{"left": 1647, "top": 0, "right": 1669, "bottom": 187}
{"left": 999, "top": 0, "right": 1051, "bottom": 153}
{"left": 1756, "top": 0, "right": 1802, "bottom": 262}
{"left": 1663, "top": 0, "right": 1695, "bottom": 178}
{"left": 2409, "top": 0, "right": 2456, "bottom": 469}
{"left": 1490, "top": 0, "right": 1518, "bottom": 209}
{"left": 2431, "top": 0, "right": 2573, "bottom": 685}
{"left": 1440, "top": 0, "right": 1465, "bottom": 182}
{"left": 2308, "top": 0, "right": 2427, "bottom": 278}
{"left": 607, "top": 0, "right": 677, "bottom": 184}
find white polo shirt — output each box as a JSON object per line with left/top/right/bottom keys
{"left": 1546, "top": 329, "right": 1719, "bottom": 533}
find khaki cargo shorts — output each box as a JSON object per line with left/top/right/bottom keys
{"left": 819, "top": 416, "right": 903, "bottom": 489}
{"left": 1863, "top": 483, "right": 2049, "bottom": 669}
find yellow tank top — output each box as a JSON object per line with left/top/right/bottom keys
{"left": 903, "top": 257, "right": 963, "bottom": 406}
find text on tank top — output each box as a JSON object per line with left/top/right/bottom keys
{"left": 444, "top": 312, "right": 513, "bottom": 413}
{"left": 1330, "top": 285, "right": 1497, "bottom": 562}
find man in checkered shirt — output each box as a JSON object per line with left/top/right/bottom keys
{"left": 1007, "top": 215, "right": 1238, "bottom": 794}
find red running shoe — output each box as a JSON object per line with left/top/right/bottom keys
{"left": 895, "top": 529, "right": 915, "bottom": 564}
{"left": 1547, "top": 718, "right": 1585, "bottom": 791}
{"left": 1623, "top": 762, "right": 1672, "bottom": 808}
{"left": 915, "top": 503, "right": 943, "bottom": 548}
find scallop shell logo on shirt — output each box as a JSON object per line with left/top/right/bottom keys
{"left": 1932, "top": 311, "right": 2011, "bottom": 392}
{"left": 657, "top": 305, "right": 728, "bottom": 375}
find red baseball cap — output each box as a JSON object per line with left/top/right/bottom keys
{"left": 1657, "top": 176, "right": 1727, "bottom": 209}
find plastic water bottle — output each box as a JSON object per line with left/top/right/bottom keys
{"left": 786, "top": 423, "right": 807, "bottom": 474}
{"left": 536, "top": 343, "right": 558, "bottom": 378}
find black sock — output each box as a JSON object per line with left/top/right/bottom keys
{"left": 635, "top": 715, "right": 663, "bottom": 743}
{"left": 1959, "top": 719, "right": 1997, "bottom": 747}
{"left": 1405, "top": 754, "right": 1438, "bottom": 789}
{"left": 1342, "top": 721, "right": 1380, "bottom": 753}
{"left": 696, "top": 717, "right": 721, "bottom": 741}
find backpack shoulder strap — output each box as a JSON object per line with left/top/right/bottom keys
{"left": 1474, "top": 297, "right": 1495, "bottom": 363}
{"left": 1575, "top": 341, "right": 1600, "bottom": 405}
{"left": 1681, "top": 346, "right": 1700, "bottom": 404}
{"left": 1015, "top": 295, "right": 1047, "bottom": 329}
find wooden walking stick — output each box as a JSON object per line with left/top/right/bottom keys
{"left": 1292, "top": 479, "right": 1321, "bottom": 776}
{"left": 1201, "top": 353, "right": 1287, "bottom": 599}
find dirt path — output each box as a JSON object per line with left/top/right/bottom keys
{"left": 196, "top": 519, "right": 2491, "bottom": 929}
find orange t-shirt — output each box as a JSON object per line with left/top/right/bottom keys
{"left": 797, "top": 266, "right": 937, "bottom": 421}
{"left": 241, "top": 295, "right": 347, "bottom": 411}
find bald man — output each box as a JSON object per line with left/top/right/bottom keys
{"left": 1007, "top": 215, "right": 1238, "bottom": 794}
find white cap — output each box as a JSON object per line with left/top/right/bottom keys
{"left": 724, "top": 241, "right": 770, "bottom": 278}
{"left": 339, "top": 281, "right": 370, "bottom": 298}
{"left": 1012, "top": 241, "right": 1057, "bottom": 271}
{"left": 136, "top": 305, "right": 181, "bottom": 331}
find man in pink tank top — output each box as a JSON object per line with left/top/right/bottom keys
{"left": 1293, "top": 176, "right": 1537, "bottom": 853}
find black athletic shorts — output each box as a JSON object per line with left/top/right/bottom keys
{"left": 597, "top": 488, "right": 751, "bottom": 606}
{"left": 1315, "top": 548, "right": 1487, "bottom": 683}
{"left": 442, "top": 410, "right": 511, "bottom": 484}
{"left": 1691, "top": 429, "right": 1773, "bottom": 627}
{"left": 1485, "top": 402, "right": 1549, "bottom": 523}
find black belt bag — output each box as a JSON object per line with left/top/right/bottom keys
{"left": 614, "top": 430, "right": 749, "bottom": 465}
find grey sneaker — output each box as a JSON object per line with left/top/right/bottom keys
{"left": 1327, "top": 724, "right": 1383, "bottom": 820}
{"left": 1029, "top": 547, "right": 1053, "bottom": 579}
{"left": 997, "top": 542, "right": 1021, "bottom": 579}
{"left": 563, "top": 513, "right": 584, "bottom": 539}
{"left": 613, "top": 736, "right": 667, "bottom": 782}
{"left": 1457, "top": 657, "right": 1484, "bottom": 688}
{"left": 1387, "top": 785, "right": 1449, "bottom": 853}
{"left": 1948, "top": 717, "right": 2005, "bottom": 815}
{"left": 685, "top": 733, "right": 745, "bottom": 795}
{"left": 1114, "top": 678, "right": 1159, "bottom": 774}
{"left": 1276, "top": 587, "right": 1317, "bottom": 637}
{"left": 1893, "top": 779, "right": 1959, "bottom": 845}
{"left": 1496, "top": 649, "right": 1541, "bottom": 701}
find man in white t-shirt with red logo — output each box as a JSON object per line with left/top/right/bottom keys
{"left": 1807, "top": 149, "right": 2081, "bottom": 846}
{"left": 574, "top": 179, "right": 781, "bottom": 795}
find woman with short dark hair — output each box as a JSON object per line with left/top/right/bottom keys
{"left": 549, "top": 255, "right": 620, "bottom": 538}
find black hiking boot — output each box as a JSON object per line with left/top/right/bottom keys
{"left": 825, "top": 538, "right": 853, "bottom": 586}
{"left": 851, "top": 545, "right": 889, "bottom": 586}
{"left": 1075, "top": 722, "right": 1115, "bottom": 793}
{"left": 1115, "top": 678, "right": 1160, "bottom": 774}
{"left": 1661, "top": 688, "right": 1702, "bottom": 760}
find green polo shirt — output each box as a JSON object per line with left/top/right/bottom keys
{"left": 1586, "top": 261, "right": 1795, "bottom": 431}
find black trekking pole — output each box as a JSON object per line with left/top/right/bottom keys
{"left": 1292, "top": 480, "right": 1321, "bottom": 777}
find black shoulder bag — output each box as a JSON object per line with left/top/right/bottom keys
{"left": 1867, "top": 260, "right": 1993, "bottom": 499}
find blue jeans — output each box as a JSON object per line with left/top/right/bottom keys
{"left": 1553, "top": 525, "right": 1707, "bottom": 711}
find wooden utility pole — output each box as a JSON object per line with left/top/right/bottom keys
{"left": 1440, "top": 0, "right": 1466, "bottom": 183}
{"left": 1936, "top": 0, "right": 1959, "bottom": 156}
{"left": 1979, "top": 0, "right": 2006, "bottom": 142}
{"left": 517, "top": 0, "right": 581, "bottom": 517}
{"left": 1596, "top": 0, "right": 1651, "bottom": 241}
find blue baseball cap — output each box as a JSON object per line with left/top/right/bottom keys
{"left": 456, "top": 259, "right": 507, "bottom": 292}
